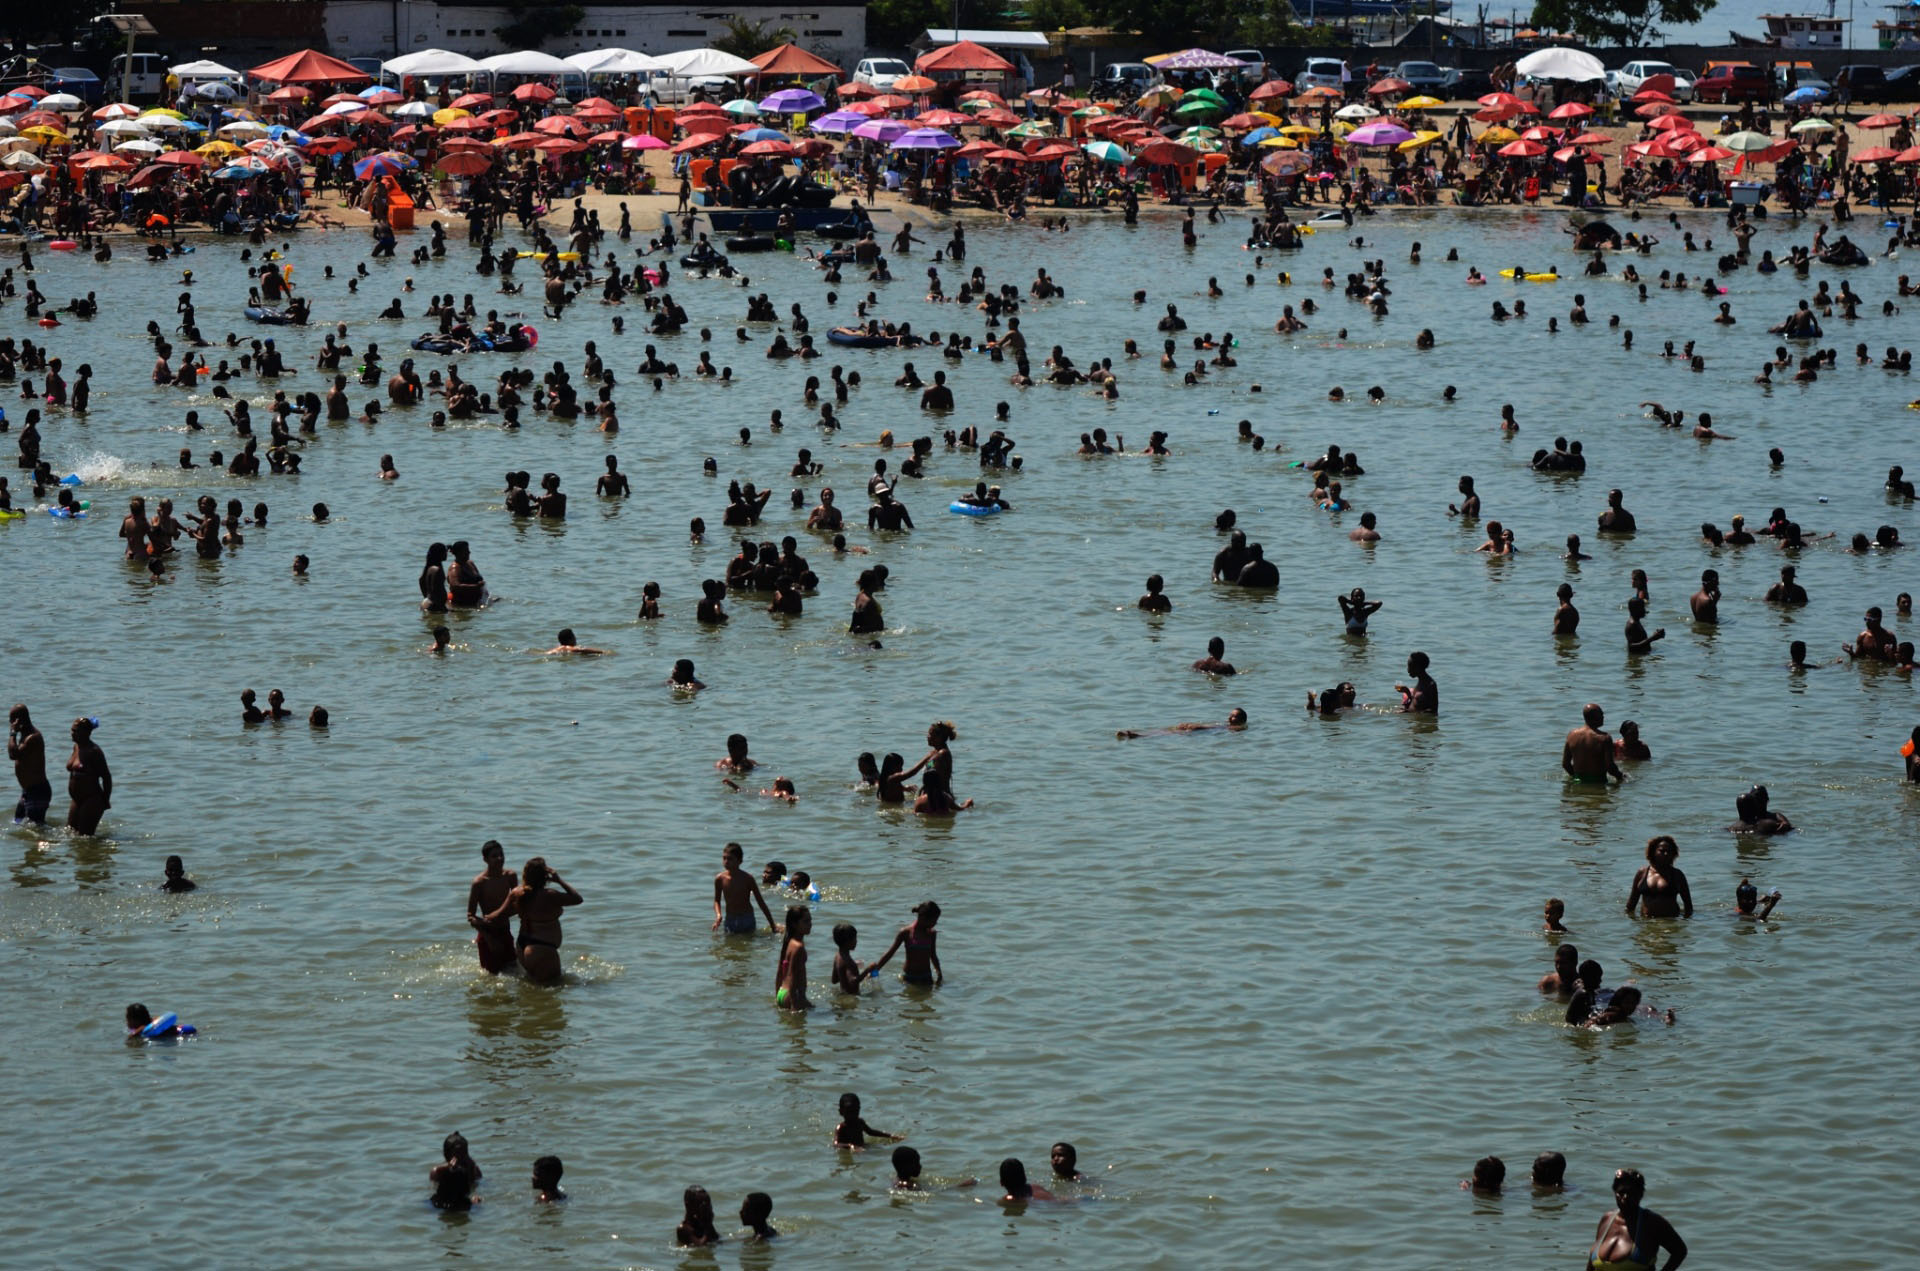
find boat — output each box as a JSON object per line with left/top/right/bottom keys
{"left": 1731, "top": 7, "right": 1850, "bottom": 47}
{"left": 704, "top": 206, "right": 875, "bottom": 236}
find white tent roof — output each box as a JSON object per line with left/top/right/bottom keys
{"left": 384, "top": 49, "right": 485, "bottom": 77}
{"left": 477, "top": 50, "right": 574, "bottom": 76}
{"left": 920, "top": 28, "right": 1051, "bottom": 50}
{"left": 567, "top": 48, "right": 671, "bottom": 74}
{"left": 1514, "top": 47, "right": 1606, "bottom": 82}
{"left": 655, "top": 48, "right": 760, "bottom": 78}
{"left": 170, "top": 59, "right": 240, "bottom": 79}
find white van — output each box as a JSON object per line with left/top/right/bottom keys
{"left": 107, "top": 51, "right": 169, "bottom": 103}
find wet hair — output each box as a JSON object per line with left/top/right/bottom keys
{"left": 892, "top": 1145, "right": 922, "bottom": 1179}
{"left": 999, "top": 1157, "right": 1032, "bottom": 1198}
{"left": 1532, "top": 1152, "right": 1566, "bottom": 1186}
{"left": 741, "top": 1191, "right": 772, "bottom": 1224}
{"left": 443, "top": 1132, "right": 471, "bottom": 1162}
{"left": 1645, "top": 835, "right": 1678, "bottom": 862}
{"left": 523, "top": 858, "right": 550, "bottom": 889}
{"left": 913, "top": 900, "right": 941, "bottom": 922}
{"left": 928, "top": 720, "right": 957, "bottom": 745}
{"left": 1613, "top": 1167, "right": 1646, "bottom": 1197}
{"left": 126, "top": 1003, "right": 153, "bottom": 1029}
{"left": 833, "top": 922, "right": 857, "bottom": 950}
{"left": 533, "top": 1155, "right": 563, "bottom": 1184}
{"left": 838, "top": 1092, "right": 861, "bottom": 1116}
{"left": 1472, "top": 1156, "right": 1505, "bottom": 1190}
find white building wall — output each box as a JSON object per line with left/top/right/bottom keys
{"left": 321, "top": 2, "right": 867, "bottom": 74}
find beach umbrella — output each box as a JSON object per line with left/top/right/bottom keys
{"left": 1476, "top": 128, "right": 1518, "bottom": 146}
{"left": 0, "top": 96, "right": 34, "bottom": 115}
{"left": 450, "top": 92, "right": 492, "bottom": 110}
{"left": 983, "top": 147, "right": 1028, "bottom": 162}
{"left": 1137, "top": 139, "right": 1198, "bottom": 165}
{"left": 1548, "top": 101, "right": 1593, "bottom": 120}
{"left": 851, "top": 119, "right": 907, "bottom": 143}
{"left": 1859, "top": 112, "right": 1905, "bottom": 129}
{"left": 39, "top": 93, "right": 83, "bottom": 112}
{"left": 759, "top": 88, "right": 825, "bottom": 114}
{"left": 974, "top": 108, "right": 1020, "bottom": 127}
{"left": 1334, "top": 103, "right": 1379, "bottom": 121}
{"left": 722, "top": 98, "right": 763, "bottom": 117}
{"left": 1633, "top": 101, "right": 1678, "bottom": 120}
{"left": 1082, "top": 138, "right": 1131, "bottom": 163}
{"left": 1221, "top": 112, "right": 1280, "bottom": 130}
{"left": 1346, "top": 121, "right": 1416, "bottom": 146}
{"left": 1136, "top": 85, "right": 1182, "bottom": 107}
{"left": 191, "top": 82, "right": 237, "bottom": 102}
{"left": 869, "top": 94, "right": 913, "bottom": 112}
{"left": 353, "top": 152, "right": 409, "bottom": 179}
{"left": 17, "top": 109, "right": 67, "bottom": 131}
{"left": 427, "top": 107, "right": 468, "bottom": 126}
{"left": 1688, "top": 145, "right": 1738, "bottom": 163}
{"left": 93, "top": 103, "right": 141, "bottom": 121}
{"left": 959, "top": 89, "right": 1005, "bottom": 106}
{"left": 494, "top": 132, "right": 545, "bottom": 150}
{"left": 1664, "top": 130, "right": 1708, "bottom": 153}
{"left": 793, "top": 138, "right": 832, "bottom": 157}
{"left": 1397, "top": 130, "right": 1445, "bottom": 152}
{"left": 588, "top": 130, "right": 627, "bottom": 145}
{"left": 1006, "top": 121, "right": 1053, "bottom": 139}
{"left": 1400, "top": 95, "right": 1444, "bottom": 111}
{"left": 1854, "top": 146, "right": 1900, "bottom": 162}
{"left": 81, "top": 153, "right": 132, "bottom": 172}
{"left": 1261, "top": 149, "right": 1311, "bottom": 175}
{"left": 1366, "top": 77, "right": 1411, "bottom": 97}
{"left": 20, "top": 127, "right": 69, "bottom": 146}
{"left": 1791, "top": 117, "right": 1836, "bottom": 134}
{"left": 534, "top": 137, "right": 585, "bottom": 154}
{"left": 267, "top": 86, "right": 312, "bottom": 104}
{"left": 219, "top": 120, "right": 268, "bottom": 139}
{"left": 1029, "top": 143, "right": 1077, "bottom": 160}
{"left": 359, "top": 87, "right": 404, "bottom": 106}
{"left": 1521, "top": 125, "right": 1563, "bottom": 142}
{"left": 510, "top": 82, "right": 557, "bottom": 104}
{"left": 733, "top": 126, "right": 786, "bottom": 142}
{"left": 438, "top": 150, "right": 492, "bottom": 176}
{"left": 1240, "top": 126, "right": 1278, "bottom": 146}
{"left": 811, "top": 110, "right": 869, "bottom": 134}
{"left": 575, "top": 96, "right": 619, "bottom": 114}
{"left": 478, "top": 109, "right": 520, "bottom": 127}
{"left": 1631, "top": 88, "right": 1674, "bottom": 104}
{"left": 1072, "top": 103, "right": 1114, "bottom": 120}
{"left": 891, "top": 128, "right": 960, "bottom": 150}
{"left": 10, "top": 85, "right": 46, "bottom": 99}
{"left": 1249, "top": 80, "right": 1293, "bottom": 102}
{"left": 1278, "top": 124, "right": 1319, "bottom": 137}
{"left": 1497, "top": 139, "right": 1547, "bottom": 157}
{"left": 1475, "top": 105, "right": 1522, "bottom": 123}
{"left": 0, "top": 118, "right": 14, "bottom": 135}
{"left": 533, "top": 115, "right": 590, "bottom": 137}
{"left": 195, "top": 139, "right": 244, "bottom": 157}
{"left": 893, "top": 75, "right": 936, "bottom": 94}
{"left": 917, "top": 109, "right": 973, "bottom": 129}
{"left": 740, "top": 138, "right": 795, "bottom": 157}
{"left": 1257, "top": 136, "right": 1300, "bottom": 149}
{"left": 956, "top": 138, "right": 999, "bottom": 157}
{"left": 156, "top": 149, "right": 206, "bottom": 166}
{"left": 1785, "top": 86, "right": 1829, "bottom": 104}
{"left": 621, "top": 133, "right": 668, "bottom": 151}
{"left": 836, "top": 80, "right": 880, "bottom": 98}
{"left": 114, "top": 138, "right": 163, "bottom": 155}
{"left": 95, "top": 118, "right": 149, "bottom": 137}
{"left": 0, "top": 150, "right": 46, "bottom": 169}
{"left": 1896, "top": 146, "right": 1920, "bottom": 163}
{"left": 1568, "top": 132, "right": 1612, "bottom": 146}
{"left": 1173, "top": 98, "right": 1225, "bottom": 121}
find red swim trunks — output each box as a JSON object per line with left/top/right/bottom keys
{"left": 475, "top": 928, "right": 515, "bottom": 974}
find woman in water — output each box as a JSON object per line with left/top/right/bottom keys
{"left": 868, "top": 901, "right": 943, "bottom": 986}
{"left": 1337, "top": 587, "right": 1382, "bottom": 634}
{"left": 65, "top": 717, "right": 111, "bottom": 836}
{"left": 775, "top": 905, "right": 811, "bottom": 1010}
{"left": 998, "top": 1157, "right": 1055, "bottom": 1203}
{"left": 675, "top": 1185, "right": 720, "bottom": 1246}
{"left": 1730, "top": 785, "right": 1793, "bottom": 834}
{"left": 1586, "top": 1168, "right": 1686, "bottom": 1269}
{"left": 418, "top": 542, "right": 448, "bottom": 613}
{"left": 1626, "top": 836, "right": 1692, "bottom": 919}
{"left": 482, "top": 857, "right": 582, "bottom": 984}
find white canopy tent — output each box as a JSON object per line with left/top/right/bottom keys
{"left": 170, "top": 58, "right": 241, "bottom": 80}
{"left": 383, "top": 49, "right": 485, "bottom": 78}
{"left": 477, "top": 50, "right": 574, "bottom": 77}
{"left": 1514, "top": 47, "right": 1606, "bottom": 82}
{"left": 654, "top": 48, "right": 760, "bottom": 78}
{"left": 566, "top": 48, "right": 671, "bottom": 74}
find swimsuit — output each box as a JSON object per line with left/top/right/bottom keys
{"left": 14, "top": 778, "right": 51, "bottom": 823}
{"left": 723, "top": 913, "right": 755, "bottom": 935}
{"left": 1588, "top": 1208, "right": 1653, "bottom": 1269}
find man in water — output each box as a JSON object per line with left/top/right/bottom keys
{"left": 1117, "top": 709, "right": 1248, "bottom": 739}
{"left": 1192, "top": 637, "right": 1236, "bottom": 676}
{"left": 8, "top": 703, "right": 49, "bottom": 825}
{"left": 1396, "top": 651, "right": 1438, "bottom": 714}
{"left": 1563, "top": 703, "right": 1625, "bottom": 783}
{"left": 545, "top": 628, "right": 610, "bottom": 656}
{"left": 713, "top": 841, "right": 779, "bottom": 934}
{"left": 466, "top": 840, "right": 518, "bottom": 974}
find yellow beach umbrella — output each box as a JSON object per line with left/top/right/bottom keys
{"left": 1398, "top": 129, "right": 1445, "bottom": 151}
{"left": 1278, "top": 124, "right": 1319, "bottom": 138}
{"left": 21, "top": 126, "right": 70, "bottom": 145}
{"left": 1258, "top": 135, "right": 1301, "bottom": 148}
{"left": 1136, "top": 85, "right": 1181, "bottom": 107}
{"left": 1478, "top": 126, "right": 1520, "bottom": 145}
{"left": 432, "top": 107, "right": 472, "bottom": 126}
{"left": 140, "top": 107, "right": 186, "bottom": 120}
{"left": 195, "top": 139, "right": 244, "bottom": 157}
{"left": 1400, "top": 95, "right": 1445, "bottom": 110}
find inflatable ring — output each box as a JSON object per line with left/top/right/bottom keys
{"left": 725, "top": 236, "right": 776, "bottom": 252}
{"left": 1498, "top": 269, "right": 1560, "bottom": 281}
{"left": 827, "top": 329, "right": 892, "bottom": 348}
{"left": 949, "top": 501, "right": 1000, "bottom": 516}
{"left": 140, "top": 1011, "right": 196, "bottom": 1039}
{"left": 48, "top": 240, "right": 78, "bottom": 251}
{"left": 0, "top": 508, "right": 24, "bottom": 519}
{"left": 681, "top": 252, "right": 728, "bottom": 269}
{"left": 49, "top": 501, "right": 91, "bottom": 518}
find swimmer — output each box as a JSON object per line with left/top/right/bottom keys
{"left": 162, "top": 854, "right": 197, "bottom": 893}
{"left": 1735, "top": 878, "right": 1783, "bottom": 920}
{"left": 1540, "top": 945, "right": 1580, "bottom": 996}
{"left": 669, "top": 658, "right": 704, "bottom": 691}
{"left": 8, "top": 704, "right": 49, "bottom": 826}
{"left": 1116, "top": 709, "right": 1248, "bottom": 739}
{"left": 1564, "top": 704, "right": 1625, "bottom": 783}
{"left": 718, "top": 733, "right": 757, "bottom": 774}
{"left": 834, "top": 1093, "right": 901, "bottom": 1148}
{"left": 1395, "top": 651, "right": 1438, "bottom": 714}
{"left": 1544, "top": 898, "right": 1567, "bottom": 933}
{"left": 1586, "top": 1169, "right": 1686, "bottom": 1270}
{"left": 531, "top": 1156, "right": 566, "bottom": 1204}
{"left": 676, "top": 1186, "right": 720, "bottom": 1246}
{"left": 1138, "top": 574, "right": 1172, "bottom": 612}
{"left": 868, "top": 900, "right": 942, "bottom": 986}
{"left": 999, "top": 1158, "right": 1055, "bottom": 1203}
{"left": 713, "top": 842, "right": 778, "bottom": 935}
{"left": 482, "top": 857, "right": 582, "bottom": 985}
{"left": 1627, "top": 837, "right": 1692, "bottom": 919}
{"left": 774, "top": 905, "right": 811, "bottom": 1010}
{"left": 1462, "top": 1156, "right": 1505, "bottom": 1195}
{"left": 831, "top": 923, "right": 863, "bottom": 994}
{"left": 466, "top": 840, "right": 518, "bottom": 973}
{"left": 544, "top": 628, "right": 609, "bottom": 656}
{"left": 1730, "top": 785, "right": 1793, "bottom": 835}
{"left": 1338, "top": 588, "right": 1382, "bottom": 633}
{"left": 739, "top": 1193, "right": 776, "bottom": 1241}
{"left": 1615, "top": 721, "right": 1651, "bottom": 762}
{"left": 1554, "top": 584, "right": 1580, "bottom": 636}
{"left": 1192, "top": 636, "right": 1237, "bottom": 675}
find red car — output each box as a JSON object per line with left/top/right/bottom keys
{"left": 1693, "top": 63, "right": 1769, "bottom": 103}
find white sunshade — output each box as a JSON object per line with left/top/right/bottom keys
{"left": 384, "top": 49, "right": 486, "bottom": 78}
{"left": 566, "top": 48, "right": 672, "bottom": 74}
{"left": 171, "top": 59, "right": 240, "bottom": 79}
{"left": 115, "top": 138, "right": 163, "bottom": 154}
{"left": 95, "top": 118, "right": 150, "bottom": 136}
{"left": 1514, "top": 47, "right": 1606, "bottom": 83}
{"left": 655, "top": 48, "right": 760, "bottom": 78}
{"left": 39, "top": 93, "right": 83, "bottom": 111}
{"left": 391, "top": 101, "right": 433, "bottom": 118}
{"left": 477, "top": 50, "right": 574, "bottom": 76}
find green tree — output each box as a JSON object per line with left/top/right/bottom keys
{"left": 867, "top": 0, "right": 947, "bottom": 47}
{"left": 1528, "top": 0, "right": 1717, "bottom": 47}
{"left": 714, "top": 17, "right": 799, "bottom": 59}
{"left": 493, "top": 3, "right": 586, "bottom": 50}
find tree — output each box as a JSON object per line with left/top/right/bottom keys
{"left": 493, "top": 3, "right": 586, "bottom": 51}
{"left": 1528, "top": 0, "right": 1717, "bottom": 47}
{"left": 714, "top": 17, "right": 799, "bottom": 60}
{"left": 867, "top": 0, "right": 947, "bottom": 47}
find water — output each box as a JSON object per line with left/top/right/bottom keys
{"left": 3, "top": 204, "right": 1916, "bottom": 1267}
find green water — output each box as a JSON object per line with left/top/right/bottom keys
{"left": 3, "top": 205, "right": 1916, "bottom": 1268}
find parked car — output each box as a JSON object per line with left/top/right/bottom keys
{"left": 853, "top": 57, "right": 911, "bottom": 91}
{"left": 1392, "top": 60, "right": 1448, "bottom": 93}
{"left": 105, "top": 50, "right": 168, "bottom": 102}
{"left": 1833, "top": 64, "right": 1894, "bottom": 102}
{"left": 345, "top": 56, "right": 385, "bottom": 81}
{"left": 49, "top": 66, "right": 103, "bottom": 105}
{"left": 1669, "top": 68, "right": 1697, "bottom": 101}
{"left": 1444, "top": 66, "right": 1493, "bottom": 99}
{"left": 1777, "top": 68, "right": 1833, "bottom": 98}
{"left": 1297, "top": 57, "right": 1347, "bottom": 92}
{"left": 1693, "top": 62, "right": 1769, "bottom": 103}
{"left": 1093, "top": 61, "right": 1159, "bottom": 95}
{"left": 1222, "top": 48, "right": 1271, "bottom": 85}
{"left": 1605, "top": 60, "right": 1682, "bottom": 98}
{"left": 654, "top": 74, "right": 737, "bottom": 104}
{"left": 1882, "top": 64, "right": 1920, "bottom": 98}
